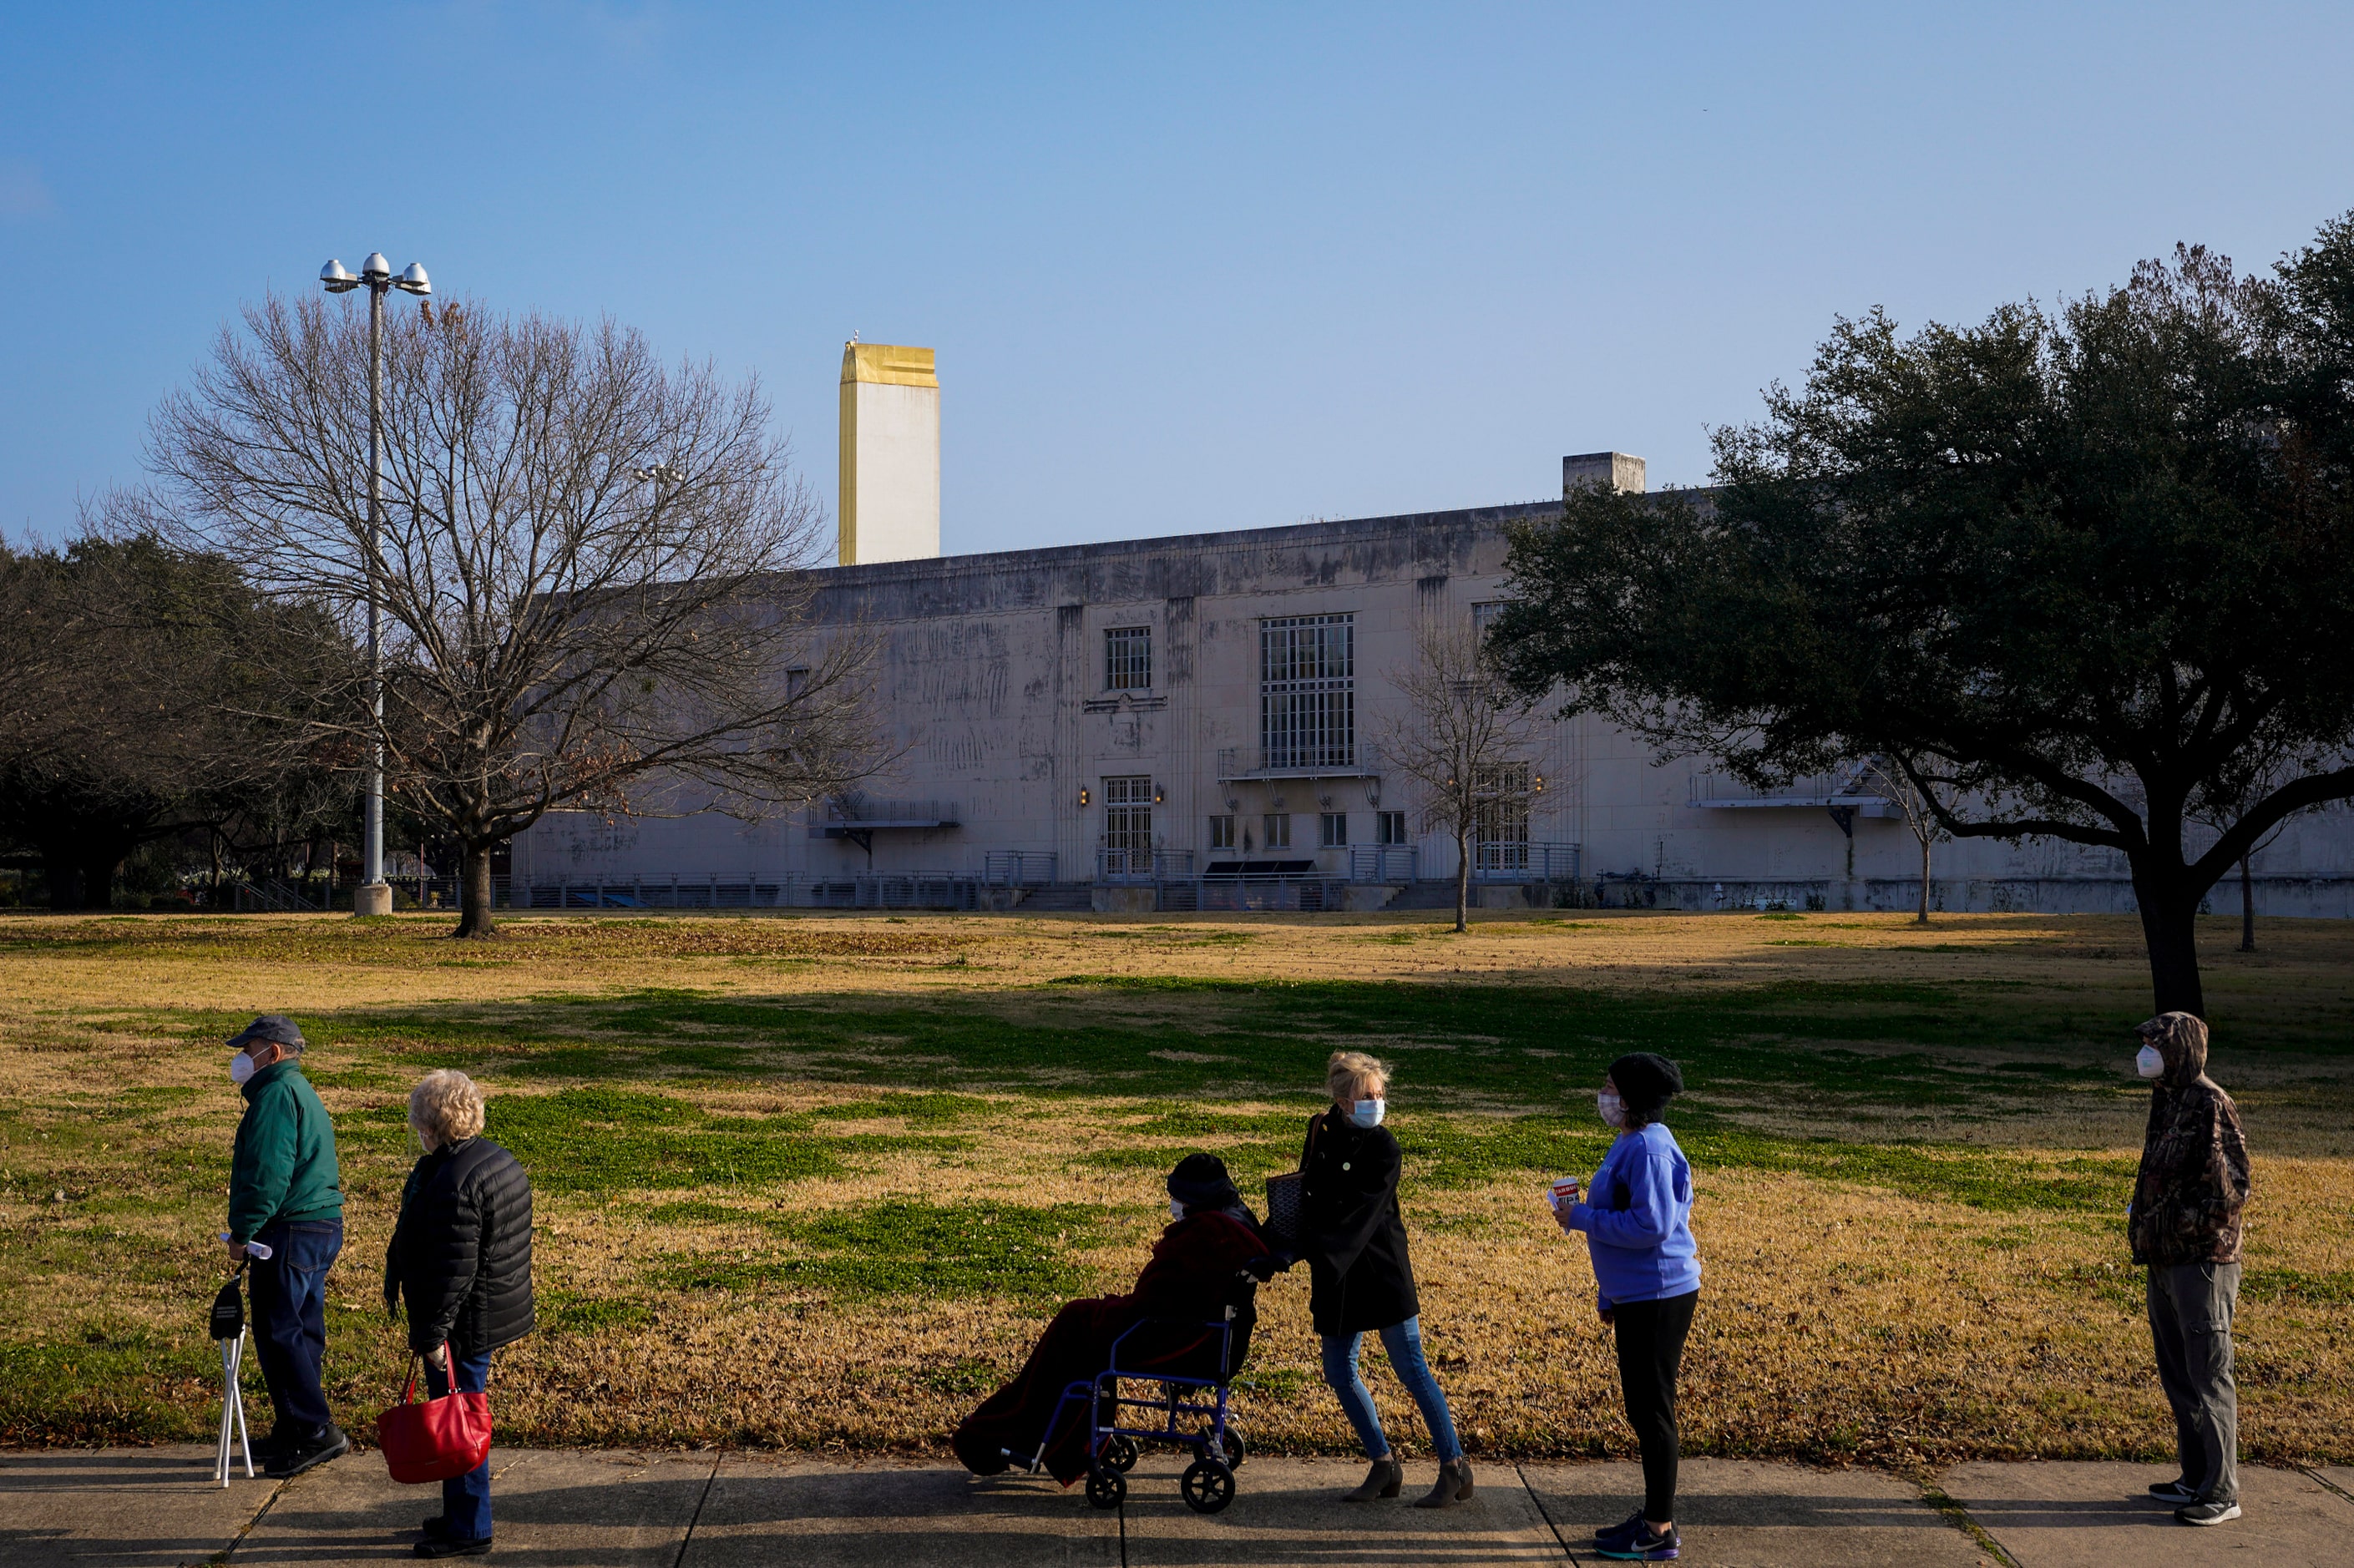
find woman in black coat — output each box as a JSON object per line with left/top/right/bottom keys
{"left": 1298, "top": 1050, "right": 1471, "bottom": 1508}
{"left": 384, "top": 1070, "right": 534, "bottom": 1560}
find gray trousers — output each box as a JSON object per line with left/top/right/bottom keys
{"left": 2147, "top": 1262, "right": 2240, "bottom": 1505}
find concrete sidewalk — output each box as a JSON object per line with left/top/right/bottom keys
{"left": 3, "top": 1448, "right": 2350, "bottom": 1566}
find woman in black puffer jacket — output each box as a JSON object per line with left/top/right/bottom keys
{"left": 385, "top": 1070, "right": 534, "bottom": 1560}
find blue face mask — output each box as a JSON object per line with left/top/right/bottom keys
{"left": 1350, "top": 1098, "right": 1385, "bottom": 1130}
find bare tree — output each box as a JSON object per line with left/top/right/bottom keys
{"left": 2189, "top": 746, "right": 2334, "bottom": 953}
{"left": 148, "top": 296, "right": 878, "bottom": 937}
{"left": 1381, "top": 620, "right": 1539, "bottom": 933}
{"left": 1860, "top": 756, "right": 1950, "bottom": 924}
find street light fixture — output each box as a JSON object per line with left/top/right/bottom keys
{"left": 320, "top": 250, "right": 431, "bottom": 918}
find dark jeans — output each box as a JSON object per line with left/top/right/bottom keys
{"left": 249, "top": 1218, "right": 342, "bottom": 1434}
{"left": 2149, "top": 1262, "right": 2239, "bottom": 1505}
{"left": 1613, "top": 1289, "right": 1698, "bottom": 1522}
{"left": 423, "top": 1350, "right": 495, "bottom": 1541}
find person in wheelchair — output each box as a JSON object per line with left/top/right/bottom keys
{"left": 953, "top": 1153, "right": 1274, "bottom": 1483}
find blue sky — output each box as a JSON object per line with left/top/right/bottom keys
{"left": 3, "top": 3, "right": 2351, "bottom": 557}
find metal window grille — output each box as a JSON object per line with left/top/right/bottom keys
{"left": 1259, "top": 614, "right": 1354, "bottom": 769}
{"left": 1475, "top": 762, "right": 1532, "bottom": 871}
{"left": 1319, "top": 812, "right": 1348, "bottom": 847}
{"left": 1106, "top": 626, "right": 1152, "bottom": 691}
{"left": 1104, "top": 775, "right": 1154, "bottom": 873}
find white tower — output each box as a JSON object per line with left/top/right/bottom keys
{"left": 838, "top": 341, "right": 940, "bottom": 564}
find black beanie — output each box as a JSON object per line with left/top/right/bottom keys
{"left": 1167, "top": 1151, "right": 1240, "bottom": 1211}
{"left": 1607, "top": 1052, "right": 1685, "bottom": 1120}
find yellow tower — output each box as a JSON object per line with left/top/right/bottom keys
{"left": 838, "top": 342, "right": 940, "bottom": 564}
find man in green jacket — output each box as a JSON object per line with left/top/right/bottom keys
{"left": 223, "top": 1014, "right": 347, "bottom": 1477}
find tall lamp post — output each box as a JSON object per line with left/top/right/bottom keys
{"left": 320, "top": 252, "right": 430, "bottom": 917}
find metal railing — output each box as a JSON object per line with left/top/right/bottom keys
{"left": 1472, "top": 842, "right": 1581, "bottom": 882}
{"left": 1098, "top": 848, "right": 1193, "bottom": 884}
{"left": 813, "top": 797, "right": 961, "bottom": 832}
{"left": 1349, "top": 845, "right": 1418, "bottom": 883}
{"left": 983, "top": 851, "right": 1057, "bottom": 886}
{"left": 1214, "top": 745, "right": 1379, "bottom": 781}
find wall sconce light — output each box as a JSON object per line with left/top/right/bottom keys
{"left": 1534, "top": 773, "right": 1546, "bottom": 793}
{"left": 1153, "top": 781, "right": 1165, "bottom": 804}
{"left": 1078, "top": 787, "right": 1091, "bottom": 807}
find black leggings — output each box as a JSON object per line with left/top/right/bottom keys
{"left": 1613, "top": 1289, "right": 1698, "bottom": 1521}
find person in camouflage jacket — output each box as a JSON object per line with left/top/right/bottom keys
{"left": 2129, "top": 1012, "right": 2250, "bottom": 1266}
{"left": 2128, "top": 1010, "right": 2250, "bottom": 1527}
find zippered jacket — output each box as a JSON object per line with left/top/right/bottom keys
{"left": 226, "top": 1060, "right": 344, "bottom": 1242}
{"left": 384, "top": 1136, "right": 536, "bottom": 1356}
{"left": 2129, "top": 1014, "right": 2250, "bottom": 1267}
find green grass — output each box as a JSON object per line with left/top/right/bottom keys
{"left": 660, "top": 1200, "right": 1107, "bottom": 1300}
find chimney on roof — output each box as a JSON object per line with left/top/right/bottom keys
{"left": 1563, "top": 451, "right": 1645, "bottom": 495}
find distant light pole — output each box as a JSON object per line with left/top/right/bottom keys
{"left": 320, "top": 251, "right": 430, "bottom": 917}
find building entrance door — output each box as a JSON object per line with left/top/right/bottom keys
{"left": 1105, "top": 776, "right": 1154, "bottom": 877}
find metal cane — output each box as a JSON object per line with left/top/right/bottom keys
{"left": 213, "top": 1326, "right": 253, "bottom": 1485}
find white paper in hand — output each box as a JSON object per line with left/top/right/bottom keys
{"left": 220, "top": 1233, "right": 274, "bottom": 1260}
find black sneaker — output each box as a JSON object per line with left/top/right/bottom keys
{"left": 262, "top": 1423, "right": 349, "bottom": 1478}
{"left": 2176, "top": 1500, "right": 2240, "bottom": 1526}
{"left": 2147, "top": 1479, "right": 2197, "bottom": 1505}
{"left": 1596, "top": 1520, "right": 1679, "bottom": 1560}
{"left": 413, "top": 1537, "right": 492, "bottom": 1559}
{"left": 1595, "top": 1510, "right": 1648, "bottom": 1547}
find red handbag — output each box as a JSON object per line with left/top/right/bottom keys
{"left": 377, "top": 1355, "right": 493, "bottom": 1485}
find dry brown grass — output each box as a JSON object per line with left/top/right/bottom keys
{"left": 0, "top": 907, "right": 2347, "bottom": 1466}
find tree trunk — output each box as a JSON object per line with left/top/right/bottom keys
{"left": 2238, "top": 852, "right": 2255, "bottom": 953}
{"left": 1453, "top": 822, "right": 1471, "bottom": 933}
{"left": 453, "top": 839, "right": 499, "bottom": 939}
{"left": 43, "top": 851, "right": 80, "bottom": 912}
{"left": 1917, "top": 835, "right": 1931, "bottom": 924}
{"left": 78, "top": 851, "right": 119, "bottom": 910}
{"left": 2130, "top": 868, "right": 2205, "bottom": 1018}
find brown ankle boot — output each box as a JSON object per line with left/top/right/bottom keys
{"left": 1411, "top": 1457, "right": 1475, "bottom": 1508}
{"left": 1342, "top": 1454, "right": 1403, "bottom": 1501}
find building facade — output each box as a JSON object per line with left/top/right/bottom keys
{"left": 514, "top": 455, "right": 2354, "bottom": 917}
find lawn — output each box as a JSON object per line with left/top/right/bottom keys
{"left": 1, "top": 907, "right": 2348, "bottom": 1469}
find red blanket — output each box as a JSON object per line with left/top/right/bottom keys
{"left": 951, "top": 1209, "right": 1263, "bottom": 1483}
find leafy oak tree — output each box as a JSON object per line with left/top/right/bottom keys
{"left": 1491, "top": 218, "right": 2354, "bottom": 1015}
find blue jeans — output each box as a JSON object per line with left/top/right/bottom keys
{"left": 423, "top": 1350, "right": 495, "bottom": 1541}
{"left": 1319, "top": 1317, "right": 1462, "bottom": 1463}
{"left": 249, "top": 1218, "right": 342, "bottom": 1434}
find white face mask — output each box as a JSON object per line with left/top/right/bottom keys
{"left": 1597, "top": 1090, "right": 1627, "bottom": 1128}
{"left": 2136, "top": 1045, "right": 2165, "bottom": 1080}
{"left": 1168, "top": 1199, "right": 1186, "bottom": 1221}
{"left": 229, "top": 1050, "right": 258, "bottom": 1086}
{"left": 1349, "top": 1098, "right": 1385, "bottom": 1130}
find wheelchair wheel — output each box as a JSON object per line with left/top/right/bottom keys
{"left": 1086, "top": 1465, "right": 1127, "bottom": 1510}
{"left": 1180, "top": 1456, "right": 1235, "bottom": 1515}
{"left": 1101, "top": 1434, "right": 1141, "bottom": 1474}
{"left": 1207, "top": 1423, "right": 1246, "bottom": 1469}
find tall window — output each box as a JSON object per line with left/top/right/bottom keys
{"left": 1263, "top": 812, "right": 1292, "bottom": 850}
{"left": 1106, "top": 626, "right": 1152, "bottom": 691}
{"left": 1104, "top": 776, "right": 1154, "bottom": 873}
{"left": 1207, "top": 814, "right": 1235, "bottom": 850}
{"left": 1476, "top": 761, "right": 1531, "bottom": 872}
{"left": 1259, "top": 613, "right": 1354, "bottom": 769}
{"left": 1319, "top": 812, "right": 1348, "bottom": 847}
{"left": 1376, "top": 811, "right": 1408, "bottom": 845}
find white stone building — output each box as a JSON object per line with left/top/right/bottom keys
{"left": 514, "top": 452, "right": 2353, "bottom": 917}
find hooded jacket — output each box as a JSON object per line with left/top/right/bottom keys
{"left": 385, "top": 1136, "right": 535, "bottom": 1357}
{"left": 2129, "top": 1013, "right": 2250, "bottom": 1268}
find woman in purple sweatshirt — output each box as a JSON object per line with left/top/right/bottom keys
{"left": 1549, "top": 1052, "right": 1700, "bottom": 1563}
